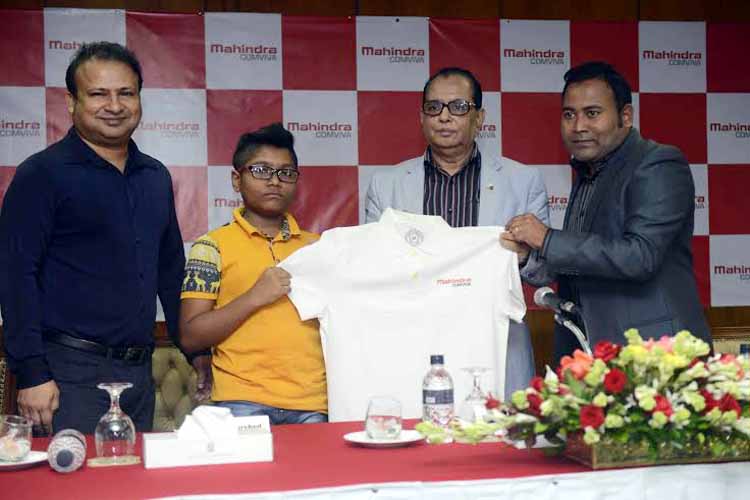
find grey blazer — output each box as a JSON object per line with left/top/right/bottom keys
{"left": 365, "top": 152, "right": 550, "bottom": 397}
{"left": 365, "top": 154, "right": 549, "bottom": 229}
{"left": 539, "top": 130, "right": 711, "bottom": 360}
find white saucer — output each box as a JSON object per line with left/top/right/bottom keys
{"left": 0, "top": 451, "right": 48, "bottom": 471}
{"left": 343, "top": 430, "right": 424, "bottom": 448}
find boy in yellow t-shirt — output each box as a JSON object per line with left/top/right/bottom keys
{"left": 179, "top": 123, "right": 326, "bottom": 423}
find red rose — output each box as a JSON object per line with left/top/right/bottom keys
{"left": 530, "top": 376, "right": 545, "bottom": 393}
{"left": 653, "top": 394, "right": 673, "bottom": 417}
{"left": 485, "top": 392, "right": 500, "bottom": 410}
{"left": 603, "top": 368, "right": 627, "bottom": 394}
{"left": 701, "top": 389, "right": 719, "bottom": 413}
{"left": 718, "top": 394, "right": 742, "bottom": 417}
{"left": 593, "top": 341, "right": 620, "bottom": 362}
{"left": 579, "top": 404, "right": 605, "bottom": 429}
{"left": 527, "top": 393, "right": 543, "bottom": 416}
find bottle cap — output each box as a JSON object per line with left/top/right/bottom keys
{"left": 54, "top": 449, "right": 75, "bottom": 468}
{"left": 430, "top": 354, "right": 444, "bottom": 365}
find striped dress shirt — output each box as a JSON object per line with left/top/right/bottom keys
{"left": 422, "top": 146, "right": 482, "bottom": 228}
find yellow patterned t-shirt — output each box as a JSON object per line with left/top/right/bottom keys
{"left": 181, "top": 208, "right": 326, "bottom": 413}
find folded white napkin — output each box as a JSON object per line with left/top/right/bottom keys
{"left": 177, "top": 405, "right": 236, "bottom": 444}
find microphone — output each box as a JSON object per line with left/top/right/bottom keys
{"left": 533, "top": 287, "right": 578, "bottom": 315}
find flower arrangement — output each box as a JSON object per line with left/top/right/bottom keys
{"left": 417, "top": 330, "right": 750, "bottom": 466}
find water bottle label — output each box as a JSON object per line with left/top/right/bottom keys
{"left": 423, "top": 389, "right": 454, "bottom": 405}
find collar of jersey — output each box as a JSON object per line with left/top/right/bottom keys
{"left": 232, "top": 207, "right": 301, "bottom": 242}
{"left": 377, "top": 208, "right": 453, "bottom": 255}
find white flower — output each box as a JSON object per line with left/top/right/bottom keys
{"left": 733, "top": 417, "right": 750, "bottom": 437}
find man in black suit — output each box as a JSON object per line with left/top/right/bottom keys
{"left": 502, "top": 61, "right": 711, "bottom": 359}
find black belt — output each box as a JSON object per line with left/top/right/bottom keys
{"left": 43, "top": 330, "right": 152, "bottom": 364}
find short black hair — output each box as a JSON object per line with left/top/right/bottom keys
{"left": 232, "top": 122, "right": 299, "bottom": 171}
{"left": 423, "top": 67, "right": 483, "bottom": 110}
{"left": 65, "top": 41, "right": 143, "bottom": 97}
{"left": 563, "top": 61, "right": 632, "bottom": 113}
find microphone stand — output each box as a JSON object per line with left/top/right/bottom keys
{"left": 553, "top": 311, "right": 592, "bottom": 356}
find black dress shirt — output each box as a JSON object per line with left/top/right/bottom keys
{"left": 0, "top": 128, "right": 185, "bottom": 389}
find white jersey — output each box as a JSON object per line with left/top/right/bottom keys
{"left": 280, "top": 208, "right": 526, "bottom": 422}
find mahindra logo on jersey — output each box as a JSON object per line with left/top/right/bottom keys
{"left": 714, "top": 264, "right": 750, "bottom": 281}
{"left": 436, "top": 277, "right": 472, "bottom": 287}
{"left": 0, "top": 119, "right": 41, "bottom": 137}
{"left": 709, "top": 122, "right": 750, "bottom": 139}
{"left": 642, "top": 50, "right": 702, "bottom": 67}
{"left": 209, "top": 43, "right": 278, "bottom": 61}
{"left": 548, "top": 195, "right": 568, "bottom": 213}
{"left": 48, "top": 40, "right": 83, "bottom": 51}
{"left": 138, "top": 120, "right": 201, "bottom": 139}
{"left": 360, "top": 46, "right": 425, "bottom": 63}
{"left": 503, "top": 48, "right": 565, "bottom": 65}
{"left": 287, "top": 121, "right": 353, "bottom": 139}
{"left": 477, "top": 124, "right": 497, "bottom": 139}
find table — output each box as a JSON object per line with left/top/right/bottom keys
{"left": 1, "top": 421, "right": 747, "bottom": 500}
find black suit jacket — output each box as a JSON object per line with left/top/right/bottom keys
{"left": 541, "top": 129, "right": 711, "bottom": 359}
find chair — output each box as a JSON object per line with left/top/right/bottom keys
{"left": 0, "top": 355, "right": 17, "bottom": 415}
{"left": 151, "top": 333, "right": 201, "bottom": 431}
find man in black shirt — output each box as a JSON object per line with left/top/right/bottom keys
{"left": 502, "top": 61, "right": 711, "bottom": 360}
{"left": 0, "top": 42, "right": 186, "bottom": 434}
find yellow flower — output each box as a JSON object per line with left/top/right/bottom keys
{"left": 593, "top": 392, "right": 609, "bottom": 407}
{"left": 604, "top": 414, "right": 624, "bottom": 428}
{"left": 672, "top": 330, "right": 711, "bottom": 359}
{"left": 682, "top": 390, "right": 706, "bottom": 412}
{"left": 672, "top": 407, "right": 691, "bottom": 426}
{"left": 620, "top": 345, "right": 649, "bottom": 365}
{"left": 705, "top": 407, "right": 722, "bottom": 424}
{"left": 624, "top": 328, "right": 643, "bottom": 345}
{"left": 583, "top": 427, "right": 601, "bottom": 445}
{"left": 720, "top": 410, "right": 739, "bottom": 425}
{"left": 584, "top": 359, "right": 608, "bottom": 387}
{"left": 635, "top": 386, "right": 656, "bottom": 411}
{"left": 649, "top": 412, "right": 668, "bottom": 428}
{"left": 511, "top": 390, "right": 529, "bottom": 410}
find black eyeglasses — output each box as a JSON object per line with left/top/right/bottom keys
{"left": 242, "top": 164, "right": 300, "bottom": 184}
{"left": 422, "top": 99, "right": 477, "bottom": 116}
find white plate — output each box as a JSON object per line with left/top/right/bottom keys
{"left": 0, "top": 451, "right": 48, "bottom": 471}
{"left": 343, "top": 430, "right": 424, "bottom": 449}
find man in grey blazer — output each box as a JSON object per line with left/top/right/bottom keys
{"left": 503, "top": 61, "right": 711, "bottom": 361}
{"left": 365, "top": 67, "right": 550, "bottom": 399}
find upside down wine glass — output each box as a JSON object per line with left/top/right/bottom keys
{"left": 458, "top": 367, "right": 490, "bottom": 423}
{"left": 94, "top": 382, "right": 137, "bottom": 465}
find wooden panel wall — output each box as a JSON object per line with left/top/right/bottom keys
{"left": 1, "top": 0, "right": 749, "bottom": 374}
{"left": 2, "top": 0, "right": 749, "bottom": 20}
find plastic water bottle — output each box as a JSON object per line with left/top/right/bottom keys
{"left": 422, "top": 354, "right": 454, "bottom": 427}
{"left": 47, "top": 429, "right": 87, "bottom": 473}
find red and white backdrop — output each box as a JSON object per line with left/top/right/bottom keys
{"left": 1, "top": 9, "right": 749, "bottom": 309}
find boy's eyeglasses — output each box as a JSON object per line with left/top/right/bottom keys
{"left": 242, "top": 164, "right": 300, "bottom": 184}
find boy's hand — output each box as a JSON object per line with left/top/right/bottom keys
{"left": 251, "top": 267, "right": 292, "bottom": 306}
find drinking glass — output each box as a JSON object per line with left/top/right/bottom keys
{"left": 458, "top": 367, "right": 489, "bottom": 422}
{"left": 0, "top": 415, "right": 32, "bottom": 462}
{"left": 365, "top": 396, "right": 402, "bottom": 440}
{"left": 94, "top": 382, "right": 136, "bottom": 465}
